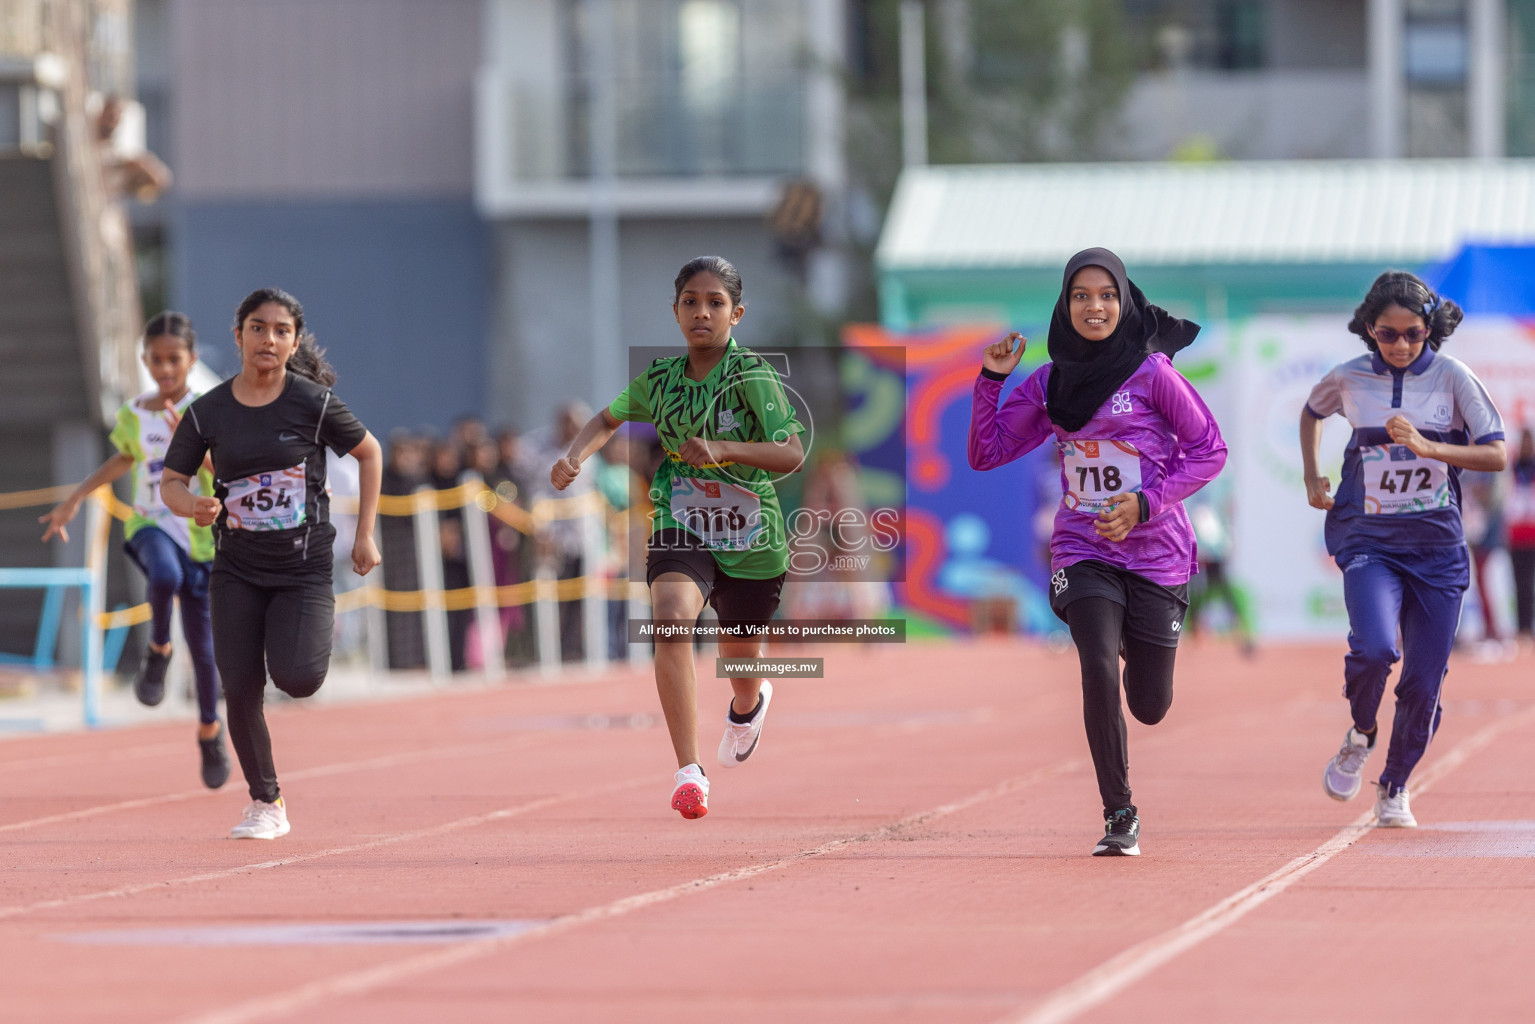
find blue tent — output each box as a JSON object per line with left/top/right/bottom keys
{"left": 1422, "top": 244, "right": 1535, "bottom": 316}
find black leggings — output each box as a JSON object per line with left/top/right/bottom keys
{"left": 1066, "top": 597, "right": 1178, "bottom": 815}
{"left": 210, "top": 572, "right": 334, "bottom": 803}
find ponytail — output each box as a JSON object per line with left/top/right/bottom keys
{"left": 286, "top": 335, "right": 337, "bottom": 387}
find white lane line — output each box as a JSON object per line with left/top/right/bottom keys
{"left": 0, "top": 741, "right": 188, "bottom": 773}
{"left": 0, "top": 775, "right": 653, "bottom": 923}
{"left": 176, "top": 757, "right": 1089, "bottom": 1024}
{"left": 0, "top": 702, "right": 987, "bottom": 836}
{"left": 0, "top": 735, "right": 545, "bottom": 835}
{"left": 999, "top": 703, "right": 1535, "bottom": 1024}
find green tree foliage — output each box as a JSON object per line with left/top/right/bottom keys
{"left": 841, "top": 0, "right": 1136, "bottom": 318}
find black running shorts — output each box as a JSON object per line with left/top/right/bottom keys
{"left": 646, "top": 527, "right": 786, "bottom": 630}
{"left": 1048, "top": 558, "right": 1190, "bottom": 648}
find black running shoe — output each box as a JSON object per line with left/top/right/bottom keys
{"left": 1092, "top": 806, "right": 1141, "bottom": 857}
{"left": 199, "top": 724, "right": 231, "bottom": 790}
{"left": 134, "top": 647, "right": 170, "bottom": 706}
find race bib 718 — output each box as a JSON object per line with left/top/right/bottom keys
{"left": 1059, "top": 439, "right": 1143, "bottom": 516}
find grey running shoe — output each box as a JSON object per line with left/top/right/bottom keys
{"left": 134, "top": 647, "right": 170, "bottom": 706}
{"left": 1323, "top": 727, "right": 1373, "bottom": 801}
{"left": 1093, "top": 806, "right": 1141, "bottom": 856}
{"left": 1374, "top": 783, "right": 1417, "bottom": 827}
{"left": 199, "top": 723, "right": 231, "bottom": 790}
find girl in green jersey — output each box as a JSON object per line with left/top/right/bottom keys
{"left": 551, "top": 256, "right": 805, "bottom": 818}
{"left": 41, "top": 312, "right": 229, "bottom": 788}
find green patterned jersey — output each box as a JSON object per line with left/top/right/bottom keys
{"left": 608, "top": 339, "right": 803, "bottom": 578}
{"left": 109, "top": 390, "right": 216, "bottom": 562}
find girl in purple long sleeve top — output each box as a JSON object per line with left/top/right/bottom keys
{"left": 969, "top": 248, "right": 1228, "bottom": 857}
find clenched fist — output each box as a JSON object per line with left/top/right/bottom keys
{"left": 192, "top": 496, "right": 222, "bottom": 527}
{"left": 550, "top": 456, "right": 581, "bottom": 491}
{"left": 982, "top": 332, "right": 1027, "bottom": 376}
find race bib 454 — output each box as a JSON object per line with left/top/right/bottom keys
{"left": 223, "top": 463, "right": 308, "bottom": 531}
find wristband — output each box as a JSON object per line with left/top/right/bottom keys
{"left": 1137, "top": 493, "right": 1150, "bottom": 523}
{"left": 979, "top": 367, "right": 1009, "bottom": 382}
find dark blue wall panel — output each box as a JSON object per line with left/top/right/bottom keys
{"left": 171, "top": 198, "right": 490, "bottom": 437}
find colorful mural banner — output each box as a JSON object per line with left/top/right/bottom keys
{"left": 844, "top": 324, "right": 1058, "bottom": 634}
{"left": 843, "top": 316, "right": 1535, "bottom": 640}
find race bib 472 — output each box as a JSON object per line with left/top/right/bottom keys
{"left": 1360, "top": 445, "right": 1449, "bottom": 515}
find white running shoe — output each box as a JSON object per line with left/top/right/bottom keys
{"left": 1374, "top": 783, "right": 1417, "bottom": 827}
{"left": 1322, "top": 727, "right": 1373, "bottom": 801}
{"left": 671, "top": 764, "right": 709, "bottom": 819}
{"left": 717, "top": 681, "right": 773, "bottom": 769}
{"left": 230, "top": 797, "right": 290, "bottom": 839}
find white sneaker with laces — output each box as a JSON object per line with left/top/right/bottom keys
{"left": 671, "top": 764, "right": 709, "bottom": 819}
{"left": 717, "top": 681, "right": 773, "bottom": 769}
{"left": 1322, "top": 727, "right": 1373, "bottom": 801}
{"left": 1374, "top": 783, "right": 1417, "bottom": 827}
{"left": 230, "top": 797, "right": 290, "bottom": 839}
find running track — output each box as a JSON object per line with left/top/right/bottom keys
{"left": 2, "top": 640, "right": 1532, "bottom": 1023}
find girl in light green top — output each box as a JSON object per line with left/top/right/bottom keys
{"left": 41, "top": 312, "right": 229, "bottom": 789}
{"left": 552, "top": 256, "right": 805, "bottom": 819}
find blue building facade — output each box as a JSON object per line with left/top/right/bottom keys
{"left": 151, "top": 0, "right": 491, "bottom": 436}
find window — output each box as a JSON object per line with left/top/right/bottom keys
{"left": 562, "top": 0, "right": 803, "bottom": 177}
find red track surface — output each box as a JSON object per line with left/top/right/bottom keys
{"left": 2, "top": 639, "right": 1533, "bottom": 1023}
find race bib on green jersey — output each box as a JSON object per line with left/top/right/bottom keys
{"left": 670, "top": 476, "right": 765, "bottom": 550}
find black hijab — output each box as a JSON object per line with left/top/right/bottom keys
{"left": 1044, "top": 248, "right": 1200, "bottom": 433}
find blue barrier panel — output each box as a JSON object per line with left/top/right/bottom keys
{"left": 0, "top": 567, "right": 102, "bottom": 727}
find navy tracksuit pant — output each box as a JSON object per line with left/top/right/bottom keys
{"left": 125, "top": 526, "right": 221, "bottom": 725}
{"left": 1338, "top": 547, "right": 1466, "bottom": 790}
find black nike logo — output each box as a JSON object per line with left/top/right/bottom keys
{"left": 734, "top": 732, "right": 761, "bottom": 762}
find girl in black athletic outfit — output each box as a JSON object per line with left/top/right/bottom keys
{"left": 162, "top": 288, "right": 382, "bottom": 839}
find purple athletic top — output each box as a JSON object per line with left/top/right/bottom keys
{"left": 969, "top": 352, "right": 1228, "bottom": 586}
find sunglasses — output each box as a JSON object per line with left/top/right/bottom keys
{"left": 1372, "top": 325, "right": 1429, "bottom": 346}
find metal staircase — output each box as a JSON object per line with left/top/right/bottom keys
{"left": 0, "top": 0, "right": 142, "bottom": 657}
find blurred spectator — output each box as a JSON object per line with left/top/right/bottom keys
{"left": 452, "top": 414, "right": 490, "bottom": 464}
{"left": 518, "top": 401, "right": 594, "bottom": 661}
{"left": 327, "top": 450, "right": 366, "bottom": 663}
{"left": 1462, "top": 468, "right": 1509, "bottom": 656}
{"left": 492, "top": 427, "right": 538, "bottom": 666}
{"left": 1509, "top": 428, "right": 1535, "bottom": 645}
{"left": 1187, "top": 495, "right": 1256, "bottom": 656}
{"left": 432, "top": 440, "right": 472, "bottom": 672}
{"left": 596, "top": 433, "right": 647, "bottom": 659}
{"left": 380, "top": 431, "right": 428, "bottom": 670}
{"left": 94, "top": 93, "right": 173, "bottom": 201}
{"left": 463, "top": 437, "right": 524, "bottom": 667}
{"left": 494, "top": 427, "right": 529, "bottom": 498}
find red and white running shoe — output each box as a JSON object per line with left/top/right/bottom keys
{"left": 671, "top": 764, "right": 709, "bottom": 819}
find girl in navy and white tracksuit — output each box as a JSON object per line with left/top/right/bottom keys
{"left": 1301, "top": 272, "right": 1506, "bottom": 827}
